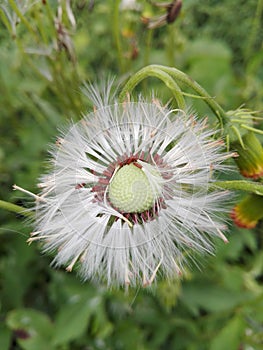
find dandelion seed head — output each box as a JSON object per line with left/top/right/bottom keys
{"left": 33, "top": 83, "right": 231, "bottom": 288}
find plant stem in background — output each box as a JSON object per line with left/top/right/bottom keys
{"left": 9, "top": 0, "right": 37, "bottom": 38}
{"left": 143, "top": 29, "right": 153, "bottom": 67}
{"left": 112, "top": 0, "right": 124, "bottom": 73}
{"left": 245, "top": 0, "right": 263, "bottom": 62}
{"left": 166, "top": 25, "right": 176, "bottom": 66}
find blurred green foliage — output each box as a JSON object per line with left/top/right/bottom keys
{"left": 0, "top": 0, "right": 263, "bottom": 349}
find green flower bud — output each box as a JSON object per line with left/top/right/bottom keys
{"left": 231, "top": 132, "right": 263, "bottom": 179}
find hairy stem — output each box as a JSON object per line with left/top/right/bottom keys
{"left": 120, "top": 65, "right": 227, "bottom": 126}
{"left": 156, "top": 65, "right": 227, "bottom": 125}
{"left": 119, "top": 65, "right": 186, "bottom": 109}
{"left": 0, "top": 200, "right": 33, "bottom": 218}
{"left": 211, "top": 180, "right": 263, "bottom": 196}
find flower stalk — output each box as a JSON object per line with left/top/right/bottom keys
{"left": 119, "top": 65, "right": 186, "bottom": 109}
{"left": 112, "top": 0, "right": 124, "bottom": 73}
{"left": 0, "top": 199, "right": 33, "bottom": 218}
{"left": 119, "top": 64, "right": 227, "bottom": 126}
{"left": 8, "top": 0, "right": 37, "bottom": 38}
{"left": 211, "top": 180, "right": 263, "bottom": 196}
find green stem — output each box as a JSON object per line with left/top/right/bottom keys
{"left": 0, "top": 6, "right": 13, "bottom": 34}
{"left": 9, "top": 0, "right": 37, "bottom": 38}
{"left": 34, "top": 3, "right": 49, "bottom": 45}
{"left": 158, "top": 65, "right": 227, "bottom": 125}
{"left": 166, "top": 26, "right": 175, "bottom": 66}
{"left": 120, "top": 65, "right": 227, "bottom": 126}
{"left": 0, "top": 200, "right": 34, "bottom": 218}
{"left": 211, "top": 180, "right": 263, "bottom": 196}
{"left": 45, "top": 0, "right": 56, "bottom": 24}
{"left": 119, "top": 66, "right": 186, "bottom": 110}
{"left": 112, "top": 0, "right": 124, "bottom": 73}
{"left": 143, "top": 29, "right": 153, "bottom": 67}
{"left": 245, "top": 0, "right": 263, "bottom": 62}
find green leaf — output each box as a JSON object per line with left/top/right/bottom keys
{"left": 0, "top": 234, "right": 37, "bottom": 310}
{"left": 216, "top": 227, "right": 257, "bottom": 261}
{"left": 6, "top": 308, "right": 54, "bottom": 350}
{"left": 112, "top": 323, "right": 144, "bottom": 350}
{"left": 0, "top": 324, "right": 12, "bottom": 350}
{"left": 181, "top": 280, "right": 253, "bottom": 314}
{"left": 52, "top": 295, "right": 102, "bottom": 346}
{"left": 210, "top": 315, "right": 245, "bottom": 350}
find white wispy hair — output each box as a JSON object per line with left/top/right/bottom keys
{"left": 30, "top": 83, "right": 231, "bottom": 288}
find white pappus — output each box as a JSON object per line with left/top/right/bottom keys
{"left": 23, "top": 81, "right": 233, "bottom": 288}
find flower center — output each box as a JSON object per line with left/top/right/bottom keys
{"left": 108, "top": 163, "right": 161, "bottom": 213}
